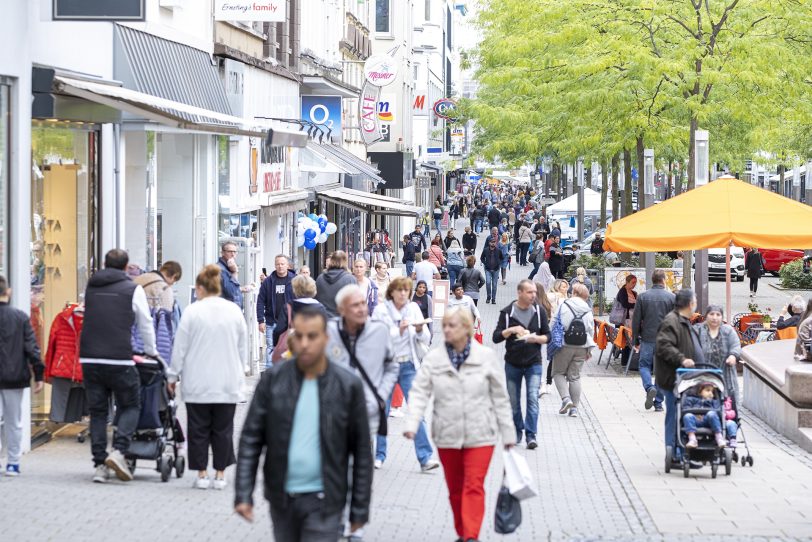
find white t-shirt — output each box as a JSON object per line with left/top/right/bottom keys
{"left": 413, "top": 261, "right": 439, "bottom": 293}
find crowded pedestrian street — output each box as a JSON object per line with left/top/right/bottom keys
{"left": 3, "top": 218, "right": 812, "bottom": 542}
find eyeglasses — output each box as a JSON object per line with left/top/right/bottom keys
{"left": 223, "top": 249, "right": 237, "bottom": 254}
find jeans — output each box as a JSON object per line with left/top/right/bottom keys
{"left": 518, "top": 242, "right": 530, "bottom": 265}
{"left": 661, "top": 387, "right": 677, "bottom": 449}
{"left": 447, "top": 265, "right": 463, "bottom": 289}
{"left": 434, "top": 218, "right": 442, "bottom": 232}
{"left": 473, "top": 218, "right": 483, "bottom": 234}
{"left": 270, "top": 493, "right": 342, "bottom": 542}
{"left": 0, "top": 389, "right": 25, "bottom": 465}
{"left": 638, "top": 341, "right": 663, "bottom": 407}
{"left": 376, "top": 361, "right": 433, "bottom": 465}
{"left": 683, "top": 411, "right": 722, "bottom": 434}
{"left": 528, "top": 260, "right": 541, "bottom": 279}
{"left": 264, "top": 323, "right": 277, "bottom": 369}
{"left": 484, "top": 269, "right": 500, "bottom": 301}
{"left": 84, "top": 363, "right": 141, "bottom": 467}
{"left": 504, "top": 363, "right": 542, "bottom": 442}
{"left": 726, "top": 420, "right": 738, "bottom": 439}
{"left": 405, "top": 260, "right": 415, "bottom": 279}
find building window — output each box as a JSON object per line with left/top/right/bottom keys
{"left": 375, "top": 0, "right": 391, "bottom": 34}
{"left": 425, "top": 0, "right": 431, "bottom": 21}
{"left": 0, "top": 84, "right": 8, "bottom": 276}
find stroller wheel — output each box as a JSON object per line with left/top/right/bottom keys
{"left": 175, "top": 455, "right": 185, "bottom": 479}
{"left": 732, "top": 451, "right": 738, "bottom": 463}
{"left": 664, "top": 446, "right": 673, "bottom": 473}
{"left": 160, "top": 455, "right": 173, "bottom": 482}
{"left": 724, "top": 449, "right": 733, "bottom": 476}
{"left": 747, "top": 456, "right": 754, "bottom": 467}
{"left": 741, "top": 455, "right": 747, "bottom": 467}
{"left": 683, "top": 460, "right": 690, "bottom": 478}
{"left": 77, "top": 434, "right": 86, "bottom": 444}
{"left": 711, "top": 462, "right": 718, "bottom": 479}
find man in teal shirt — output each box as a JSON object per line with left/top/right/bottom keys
{"left": 235, "top": 305, "right": 372, "bottom": 542}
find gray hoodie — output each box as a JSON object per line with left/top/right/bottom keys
{"left": 315, "top": 268, "right": 357, "bottom": 317}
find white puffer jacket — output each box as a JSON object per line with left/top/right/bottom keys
{"left": 405, "top": 340, "right": 516, "bottom": 449}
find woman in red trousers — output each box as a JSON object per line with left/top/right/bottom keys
{"left": 404, "top": 307, "right": 516, "bottom": 542}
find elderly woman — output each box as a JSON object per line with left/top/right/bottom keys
{"left": 371, "top": 261, "right": 391, "bottom": 304}
{"left": 405, "top": 307, "right": 515, "bottom": 542}
{"left": 777, "top": 295, "right": 806, "bottom": 330}
{"left": 372, "top": 277, "right": 439, "bottom": 472}
{"left": 795, "top": 299, "right": 812, "bottom": 361}
{"left": 459, "top": 255, "right": 486, "bottom": 306}
{"left": 694, "top": 305, "right": 742, "bottom": 403}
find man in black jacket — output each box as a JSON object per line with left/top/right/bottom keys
{"left": 257, "top": 254, "right": 296, "bottom": 369}
{"left": 0, "top": 275, "right": 44, "bottom": 476}
{"left": 655, "top": 288, "right": 702, "bottom": 458}
{"left": 235, "top": 305, "right": 372, "bottom": 541}
{"left": 409, "top": 224, "right": 427, "bottom": 253}
{"left": 631, "top": 270, "right": 675, "bottom": 412}
{"left": 462, "top": 226, "right": 477, "bottom": 256}
{"left": 480, "top": 238, "right": 504, "bottom": 304}
{"left": 487, "top": 204, "right": 502, "bottom": 230}
{"left": 493, "top": 280, "right": 550, "bottom": 449}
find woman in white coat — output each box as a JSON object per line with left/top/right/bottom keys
{"left": 405, "top": 307, "right": 516, "bottom": 542}
{"left": 168, "top": 264, "right": 247, "bottom": 490}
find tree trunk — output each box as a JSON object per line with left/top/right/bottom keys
{"left": 623, "top": 148, "right": 633, "bottom": 217}
{"left": 666, "top": 161, "right": 673, "bottom": 200}
{"left": 687, "top": 117, "right": 697, "bottom": 190}
{"left": 611, "top": 153, "right": 620, "bottom": 221}
{"left": 636, "top": 135, "right": 645, "bottom": 210}
{"left": 778, "top": 164, "right": 785, "bottom": 197}
{"left": 586, "top": 162, "right": 593, "bottom": 190}
{"left": 675, "top": 161, "right": 684, "bottom": 196}
{"left": 600, "top": 159, "right": 608, "bottom": 227}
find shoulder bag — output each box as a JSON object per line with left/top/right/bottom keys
{"left": 608, "top": 299, "right": 626, "bottom": 326}
{"left": 338, "top": 328, "right": 388, "bottom": 437}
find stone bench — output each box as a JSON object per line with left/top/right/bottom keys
{"left": 741, "top": 339, "right": 812, "bottom": 452}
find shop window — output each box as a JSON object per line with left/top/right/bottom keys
{"left": 0, "top": 84, "right": 8, "bottom": 276}
{"left": 30, "top": 122, "right": 99, "bottom": 426}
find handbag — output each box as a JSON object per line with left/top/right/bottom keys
{"left": 609, "top": 299, "right": 626, "bottom": 326}
{"left": 494, "top": 484, "right": 522, "bottom": 534}
{"left": 338, "top": 328, "right": 388, "bottom": 437}
{"left": 503, "top": 447, "right": 537, "bottom": 501}
{"left": 474, "top": 323, "right": 484, "bottom": 344}
{"left": 413, "top": 334, "right": 430, "bottom": 362}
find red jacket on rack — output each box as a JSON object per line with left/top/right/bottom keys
{"left": 45, "top": 304, "right": 84, "bottom": 383}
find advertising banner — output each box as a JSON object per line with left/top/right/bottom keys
{"left": 301, "top": 95, "right": 342, "bottom": 143}
{"left": 363, "top": 54, "right": 399, "bottom": 87}
{"left": 214, "top": 1, "right": 286, "bottom": 22}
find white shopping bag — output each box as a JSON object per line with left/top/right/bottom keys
{"left": 503, "top": 448, "right": 537, "bottom": 501}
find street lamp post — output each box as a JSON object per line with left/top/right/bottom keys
{"left": 577, "top": 157, "right": 585, "bottom": 243}
{"left": 694, "top": 130, "right": 710, "bottom": 312}
{"left": 642, "top": 149, "right": 655, "bottom": 282}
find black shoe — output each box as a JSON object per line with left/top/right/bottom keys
{"left": 654, "top": 405, "right": 664, "bottom": 412}
{"left": 645, "top": 387, "right": 657, "bottom": 410}
{"left": 527, "top": 439, "right": 538, "bottom": 450}
{"left": 486, "top": 298, "right": 492, "bottom": 304}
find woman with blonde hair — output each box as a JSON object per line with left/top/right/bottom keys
{"left": 405, "top": 307, "right": 515, "bottom": 542}
{"left": 499, "top": 232, "right": 511, "bottom": 285}
{"left": 568, "top": 267, "right": 594, "bottom": 306}
{"left": 541, "top": 278, "right": 569, "bottom": 397}
{"left": 169, "top": 265, "right": 247, "bottom": 490}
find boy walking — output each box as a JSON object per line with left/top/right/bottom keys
{"left": 0, "top": 275, "right": 45, "bottom": 476}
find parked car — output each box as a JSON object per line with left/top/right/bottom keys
{"left": 573, "top": 228, "right": 607, "bottom": 259}
{"left": 707, "top": 247, "right": 745, "bottom": 281}
{"left": 758, "top": 248, "right": 804, "bottom": 276}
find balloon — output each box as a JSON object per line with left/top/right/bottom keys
{"left": 318, "top": 232, "right": 328, "bottom": 243}
{"left": 318, "top": 217, "right": 328, "bottom": 232}
{"left": 304, "top": 238, "right": 317, "bottom": 250}
{"left": 304, "top": 229, "right": 317, "bottom": 240}
{"left": 325, "top": 222, "right": 337, "bottom": 235}
{"left": 308, "top": 213, "right": 318, "bottom": 221}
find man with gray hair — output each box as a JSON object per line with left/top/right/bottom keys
{"left": 326, "top": 284, "right": 398, "bottom": 541}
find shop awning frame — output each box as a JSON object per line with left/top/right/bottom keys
{"left": 306, "top": 143, "right": 386, "bottom": 186}
{"left": 317, "top": 187, "right": 425, "bottom": 217}
{"left": 264, "top": 188, "right": 309, "bottom": 217}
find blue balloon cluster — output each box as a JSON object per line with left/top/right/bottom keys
{"left": 297, "top": 212, "right": 338, "bottom": 250}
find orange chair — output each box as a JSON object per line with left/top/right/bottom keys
{"left": 776, "top": 326, "right": 798, "bottom": 340}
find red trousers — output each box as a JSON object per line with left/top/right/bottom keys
{"left": 437, "top": 446, "right": 495, "bottom": 540}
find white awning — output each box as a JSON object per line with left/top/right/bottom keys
{"left": 53, "top": 75, "right": 267, "bottom": 137}
{"left": 263, "top": 189, "right": 309, "bottom": 217}
{"left": 316, "top": 187, "right": 425, "bottom": 217}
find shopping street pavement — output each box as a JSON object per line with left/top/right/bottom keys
{"left": 3, "top": 220, "right": 812, "bottom": 541}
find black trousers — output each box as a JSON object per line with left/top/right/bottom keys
{"left": 270, "top": 493, "right": 342, "bottom": 542}
{"left": 186, "top": 403, "right": 236, "bottom": 471}
{"left": 84, "top": 364, "right": 140, "bottom": 467}
{"left": 749, "top": 276, "right": 759, "bottom": 293}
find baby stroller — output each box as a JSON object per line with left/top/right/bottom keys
{"left": 725, "top": 394, "right": 755, "bottom": 467}
{"left": 665, "top": 367, "right": 734, "bottom": 479}
{"left": 122, "top": 355, "right": 185, "bottom": 482}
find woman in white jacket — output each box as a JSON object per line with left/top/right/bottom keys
{"left": 168, "top": 264, "right": 247, "bottom": 490}
{"left": 405, "top": 307, "right": 516, "bottom": 542}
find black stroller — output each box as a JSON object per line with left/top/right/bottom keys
{"left": 725, "top": 394, "right": 754, "bottom": 467}
{"left": 665, "top": 367, "right": 734, "bottom": 479}
{"left": 122, "top": 356, "right": 185, "bottom": 482}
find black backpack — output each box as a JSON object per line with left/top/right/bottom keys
{"left": 562, "top": 302, "right": 589, "bottom": 346}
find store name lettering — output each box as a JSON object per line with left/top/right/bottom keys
{"left": 264, "top": 170, "right": 283, "bottom": 192}
{"left": 366, "top": 71, "right": 395, "bottom": 83}
{"left": 361, "top": 94, "right": 377, "bottom": 133}
{"left": 220, "top": 2, "right": 279, "bottom": 14}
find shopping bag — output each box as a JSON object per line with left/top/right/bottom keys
{"left": 608, "top": 299, "right": 626, "bottom": 326}
{"left": 494, "top": 485, "right": 522, "bottom": 534}
{"left": 474, "top": 323, "right": 484, "bottom": 344}
{"left": 503, "top": 448, "right": 537, "bottom": 501}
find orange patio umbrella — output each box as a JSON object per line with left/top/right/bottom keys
{"left": 604, "top": 176, "right": 812, "bottom": 317}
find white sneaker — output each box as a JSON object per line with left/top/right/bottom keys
{"left": 194, "top": 476, "right": 211, "bottom": 490}
{"left": 390, "top": 407, "right": 404, "bottom": 418}
{"left": 104, "top": 450, "right": 134, "bottom": 482}
{"left": 538, "top": 383, "right": 550, "bottom": 398}
{"left": 93, "top": 465, "right": 110, "bottom": 484}
{"left": 374, "top": 459, "right": 383, "bottom": 470}
{"left": 212, "top": 477, "right": 227, "bottom": 490}
{"left": 420, "top": 459, "right": 440, "bottom": 473}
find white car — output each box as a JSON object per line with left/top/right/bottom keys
{"left": 706, "top": 247, "right": 745, "bottom": 281}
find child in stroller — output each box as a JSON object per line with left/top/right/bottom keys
{"left": 683, "top": 382, "right": 737, "bottom": 449}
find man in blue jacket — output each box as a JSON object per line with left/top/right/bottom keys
{"left": 257, "top": 254, "right": 295, "bottom": 369}
{"left": 218, "top": 242, "right": 244, "bottom": 308}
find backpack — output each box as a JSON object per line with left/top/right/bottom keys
{"left": 562, "top": 302, "right": 588, "bottom": 346}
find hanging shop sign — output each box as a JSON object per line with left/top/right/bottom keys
{"left": 433, "top": 98, "right": 459, "bottom": 120}
{"left": 359, "top": 81, "right": 383, "bottom": 145}
{"left": 450, "top": 127, "right": 464, "bottom": 140}
{"left": 53, "top": 0, "right": 145, "bottom": 20}
{"left": 301, "top": 96, "right": 342, "bottom": 143}
{"left": 413, "top": 93, "right": 429, "bottom": 116}
{"left": 214, "top": 1, "right": 286, "bottom": 22}
{"left": 364, "top": 54, "right": 399, "bottom": 87}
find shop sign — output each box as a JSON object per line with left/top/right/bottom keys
{"left": 53, "top": 0, "right": 145, "bottom": 20}
{"left": 416, "top": 175, "right": 431, "bottom": 189}
{"left": 413, "top": 93, "right": 429, "bottom": 116}
{"left": 214, "top": 1, "right": 286, "bottom": 22}
{"left": 377, "top": 98, "right": 394, "bottom": 122}
{"left": 359, "top": 81, "right": 383, "bottom": 145}
{"left": 255, "top": 144, "right": 287, "bottom": 193}
{"left": 301, "top": 96, "right": 342, "bottom": 143}
{"left": 433, "top": 98, "right": 459, "bottom": 120}
{"left": 450, "top": 127, "right": 464, "bottom": 140}
{"left": 363, "top": 54, "right": 398, "bottom": 87}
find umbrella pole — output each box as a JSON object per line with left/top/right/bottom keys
{"left": 726, "top": 245, "right": 732, "bottom": 322}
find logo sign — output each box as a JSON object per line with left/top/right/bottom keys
{"left": 416, "top": 175, "right": 431, "bottom": 189}
{"left": 377, "top": 100, "right": 394, "bottom": 122}
{"left": 214, "top": 1, "right": 286, "bottom": 22}
{"left": 450, "top": 127, "right": 464, "bottom": 140}
{"left": 433, "top": 98, "right": 458, "bottom": 120}
{"left": 359, "top": 81, "right": 383, "bottom": 145}
{"left": 413, "top": 93, "right": 428, "bottom": 116}
{"left": 301, "top": 96, "right": 342, "bottom": 143}
{"left": 364, "top": 54, "right": 398, "bottom": 87}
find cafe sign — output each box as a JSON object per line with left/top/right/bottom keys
{"left": 359, "top": 81, "right": 383, "bottom": 145}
